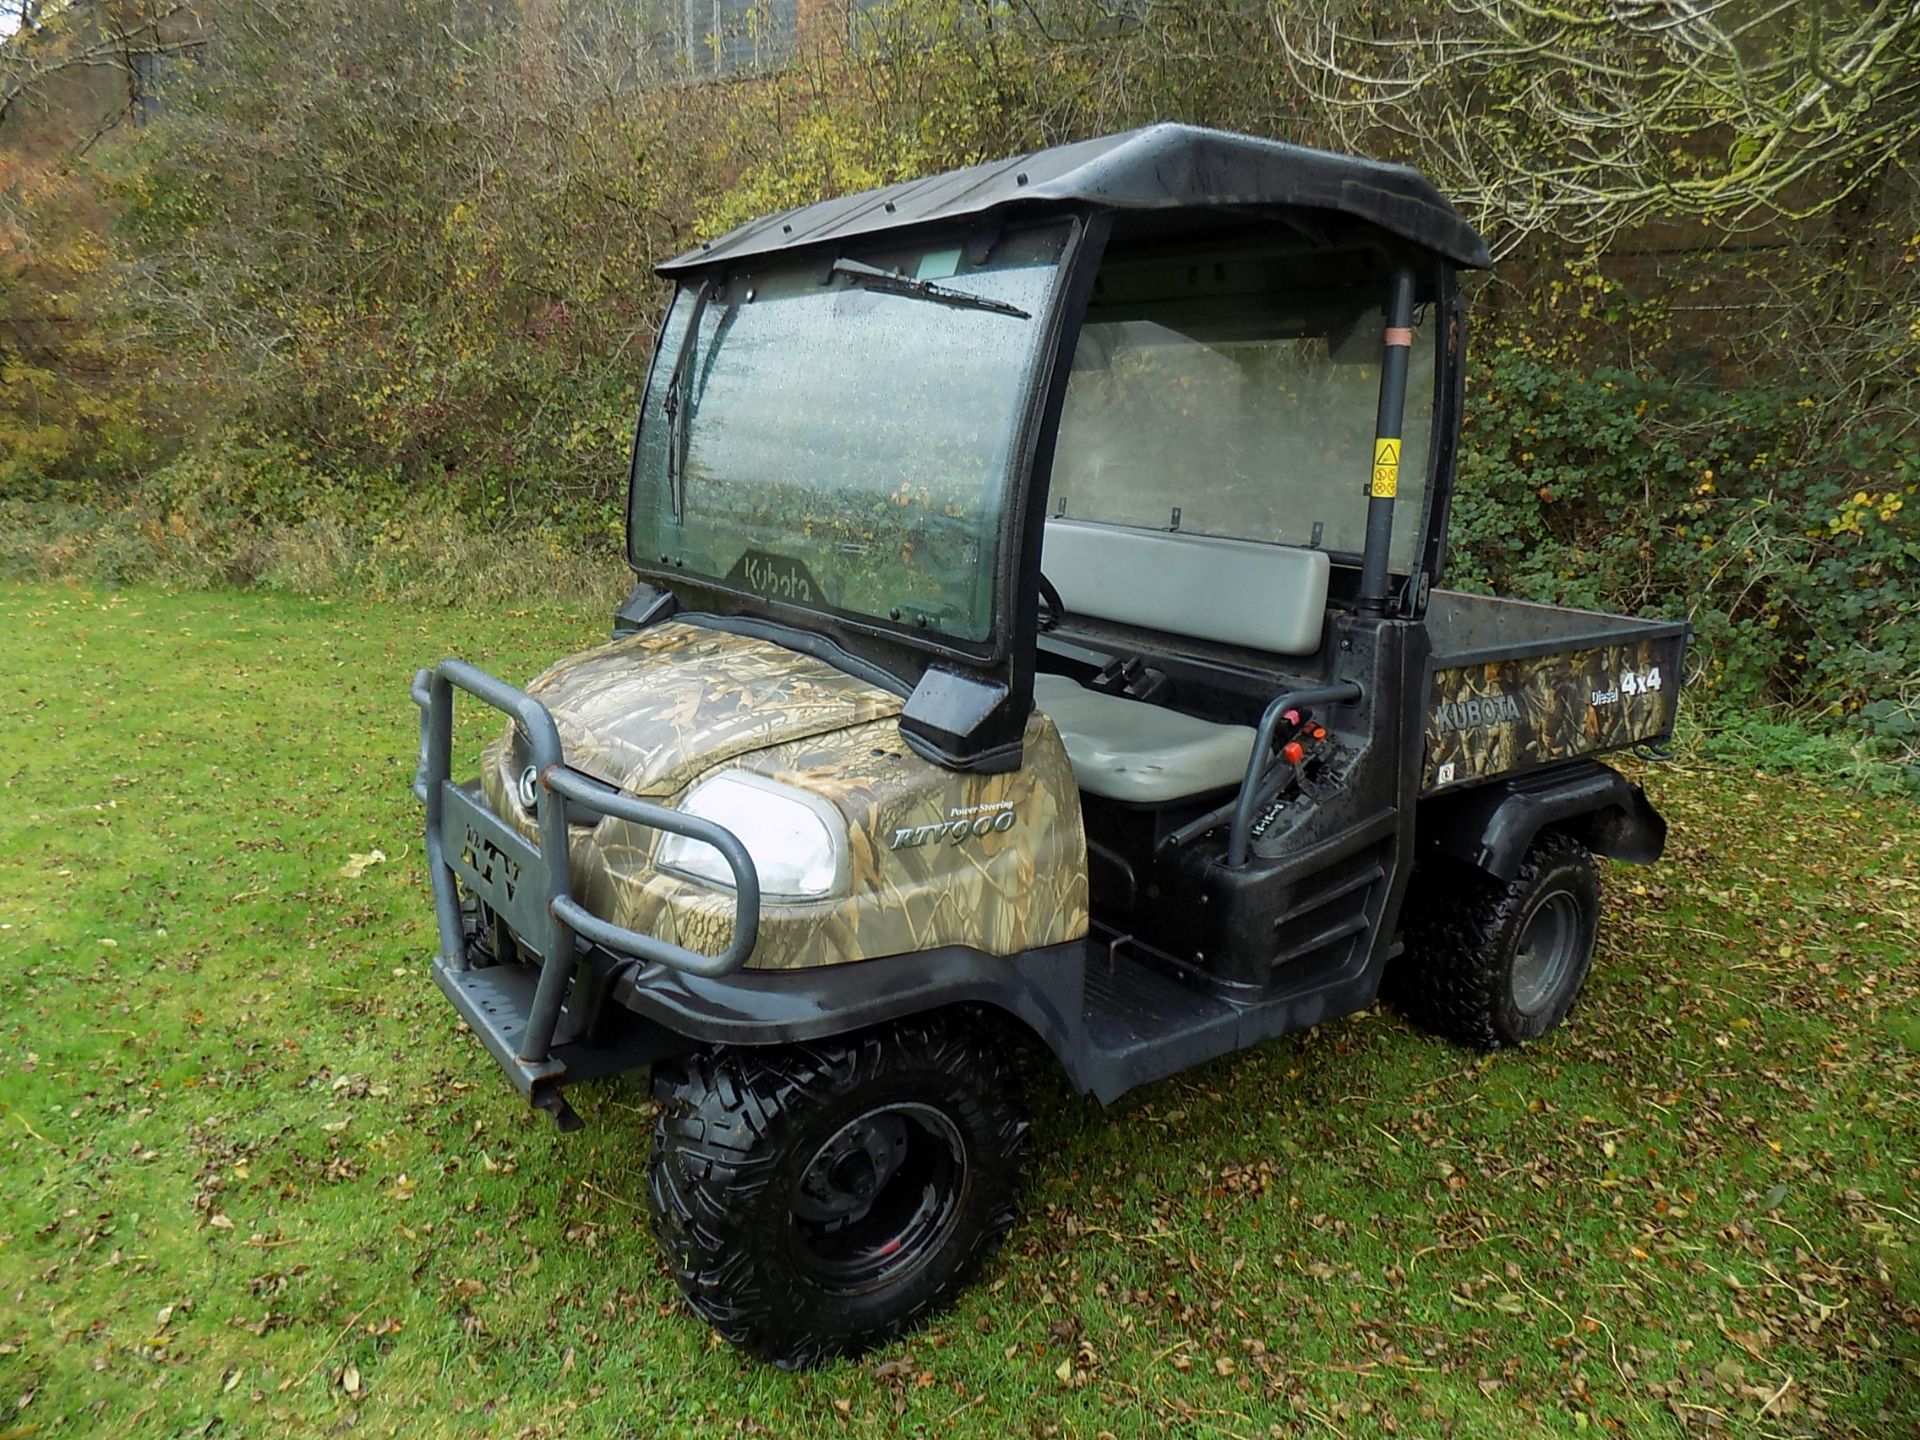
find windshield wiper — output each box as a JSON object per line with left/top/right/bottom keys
{"left": 663, "top": 279, "right": 714, "bottom": 522}
{"left": 830, "top": 257, "right": 1030, "bottom": 320}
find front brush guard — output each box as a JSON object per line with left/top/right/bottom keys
{"left": 410, "top": 659, "right": 761, "bottom": 1115}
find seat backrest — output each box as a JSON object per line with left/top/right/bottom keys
{"left": 1041, "top": 518, "right": 1330, "bottom": 655}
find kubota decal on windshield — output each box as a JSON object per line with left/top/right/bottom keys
{"left": 726, "top": 550, "right": 823, "bottom": 604}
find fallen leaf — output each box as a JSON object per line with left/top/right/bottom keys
{"left": 339, "top": 849, "right": 387, "bottom": 879}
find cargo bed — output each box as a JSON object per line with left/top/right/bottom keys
{"left": 1421, "top": 591, "right": 1687, "bottom": 794}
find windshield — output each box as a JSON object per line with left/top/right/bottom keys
{"left": 628, "top": 225, "right": 1072, "bottom": 644}
{"left": 1051, "top": 281, "right": 1436, "bottom": 571}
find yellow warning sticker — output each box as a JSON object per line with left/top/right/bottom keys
{"left": 1371, "top": 437, "right": 1401, "bottom": 498}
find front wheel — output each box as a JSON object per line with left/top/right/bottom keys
{"left": 646, "top": 1016, "right": 1028, "bottom": 1368}
{"left": 1393, "top": 830, "right": 1601, "bottom": 1049}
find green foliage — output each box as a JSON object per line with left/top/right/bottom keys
{"left": 1452, "top": 346, "right": 1920, "bottom": 765}
{"left": 89, "top": 0, "right": 733, "bottom": 512}
{"left": 0, "top": 150, "right": 153, "bottom": 497}
{"left": 0, "top": 464, "right": 627, "bottom": 609}
{"left": 1683, "top": 711, "right": 1920, "bottom": 799}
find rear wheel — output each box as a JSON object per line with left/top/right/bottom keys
{"left": 1394, "top": 830, "right": 1600, "bottom": 1049}
{"left": 646, "top": 1017, "right": 1028, "bottom": 1368}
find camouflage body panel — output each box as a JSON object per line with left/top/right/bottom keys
{"left": 1422, "top": 633, "right": 1684, "bottom": 793}
{"left": 505, "top": 621, "right": 901, "bottom": 800}
{"left": 477, "top": 624, "right": 1089, "bottom": 970}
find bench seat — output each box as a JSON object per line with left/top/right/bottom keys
{"left": 1033, "top": 673, "right": 1255, "bottom": 805}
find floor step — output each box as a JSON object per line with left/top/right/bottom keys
{"left": 1077, "top": 949, "right": 1247, "bottom": 1096}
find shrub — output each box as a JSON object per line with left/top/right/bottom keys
{"left": 1453, "top": 348, "right": 1919, "bottom": 763}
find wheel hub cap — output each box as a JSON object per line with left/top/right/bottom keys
{"left": 793, "top": 1113, "right": 909, "bottom": 1226}
{"left": 787, "top": 1102, "right": 969, "bottom": 1294}
{"left": 1512, "top": 889, "right": 1580, "bottom": 1016}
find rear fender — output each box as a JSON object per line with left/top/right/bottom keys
{"left": 1416, "top": 760, "right": 1666, "bottom": 882}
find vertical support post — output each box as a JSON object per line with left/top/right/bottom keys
{"left": 420, "top": 671, "right": 467, "bottom": 966}
{"left": 1357, "top": 265, "right": 1418, "bottom": 615}
{"left": 520, "top": 749, "right": 576, "bottom": 1066}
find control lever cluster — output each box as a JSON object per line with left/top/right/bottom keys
{"left": 1248, "top": 707, "right": 1337, "bottom": 841}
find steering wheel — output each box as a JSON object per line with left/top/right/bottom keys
{"left": 1038, "top": 572, "right": 1066, "bottom": 632}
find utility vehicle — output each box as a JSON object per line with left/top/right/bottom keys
{"left": 410, "top": 125, "right": 1685, "bottom": 1367}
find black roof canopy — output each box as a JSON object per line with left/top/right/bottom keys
{"left": 658, "top": 123, "right": 1492, "bottom": 277}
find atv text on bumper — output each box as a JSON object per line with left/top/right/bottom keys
{"left": 411, "top": 659, "right": 761, "bottom": 1123}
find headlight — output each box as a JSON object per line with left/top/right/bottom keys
{"left": 655, "top": 770, "right": 849, "bottom": 901}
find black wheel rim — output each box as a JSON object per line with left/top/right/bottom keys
{"left": 788, "top": 1102, "right": 969, "bottom": 1295}
{"left": 1511, "top": 889, "right": 1581, "bottom": 1016}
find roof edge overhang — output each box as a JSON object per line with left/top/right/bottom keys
{"left": 658, "top": 123, "right": 1492, "bottom": 278}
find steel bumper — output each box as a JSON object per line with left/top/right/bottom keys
{"left": 410, "top": 658, "right": 763, "bottom": 1115}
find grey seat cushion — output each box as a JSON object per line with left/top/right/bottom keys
{"left": 1033, "top": 673, "right": 1255, "bottom": 804}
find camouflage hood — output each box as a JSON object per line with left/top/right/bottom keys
{"left": 474, "top": 617, "right": 1089, "bottom": 972}
{"left": 511, "top": 621, "right": 902, "bottom": 800}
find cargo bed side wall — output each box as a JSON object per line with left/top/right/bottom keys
{"left": 1422, "top": 631, "right": 1685, "bottom": 793}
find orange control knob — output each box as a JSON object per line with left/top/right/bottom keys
{"left": 1282, "top": 740, "right": 1306, "bottom": 765}
{"left": 1311, "top": 726, "right": 1327, "bottom": 740}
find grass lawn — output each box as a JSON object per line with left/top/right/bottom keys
{"left": 0, "top": 582, "right": 1914, "bottom": 1439}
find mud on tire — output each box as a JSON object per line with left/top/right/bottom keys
{"left": 1393, "top": 830, "right": 1601, "bottom": 1050}
{"left": 646, "top": 1016, "right": 1029, "bottom": 1368}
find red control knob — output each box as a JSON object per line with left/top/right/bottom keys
{"left": 1282, "top": 740, "right": 1306, "bottom": 765}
